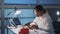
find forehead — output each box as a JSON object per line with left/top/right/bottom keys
{"left": 34, "top": 9, "right": 37, "bottom": 11}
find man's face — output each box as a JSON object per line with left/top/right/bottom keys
{"left": 34, "top": 9, "right": 43, "bottom": 17}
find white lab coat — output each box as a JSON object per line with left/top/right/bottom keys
{"left": 30, "top": 13, "right": 55, "bottom": 34}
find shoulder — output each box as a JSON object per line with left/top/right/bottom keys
{"left": 43, "top": 14, "right": 52, "bottom": 23}
{"left": 43, "top": 14, "right": 51, "bottom": 19}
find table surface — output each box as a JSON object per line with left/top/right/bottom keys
{"left": 7, "top": 25, "right": 49, "bottom": 34}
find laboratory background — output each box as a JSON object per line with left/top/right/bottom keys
{"left": 0, "top": 0, "right": 60, "bottom": 34}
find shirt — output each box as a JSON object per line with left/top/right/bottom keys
{"left": 30, "top": 13, "right": 52, "bottom": 30}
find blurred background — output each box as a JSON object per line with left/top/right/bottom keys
{"left": 0, "top": 0, "right": 60, "bottom": 34}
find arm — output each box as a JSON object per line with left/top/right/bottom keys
{"left": 43, "top": 17, "right": 52, "bottom": 30}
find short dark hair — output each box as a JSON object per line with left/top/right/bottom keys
{"left": 34, "top": 5, "right": 44, "bottom": 12}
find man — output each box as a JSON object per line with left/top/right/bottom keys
{"left": 30, "top": 5, "right": 55, "bottom": 34}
